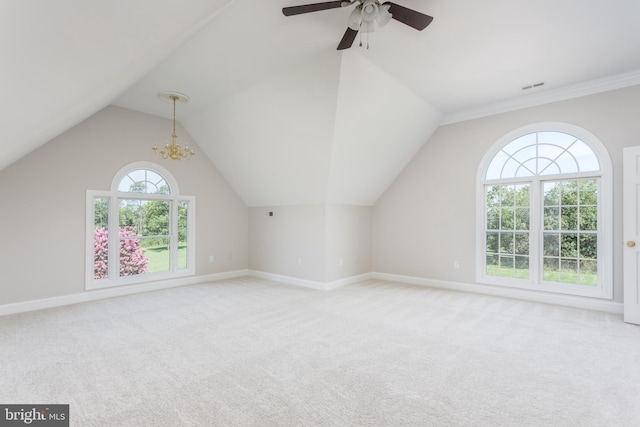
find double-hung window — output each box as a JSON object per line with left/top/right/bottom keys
{"left": 477, "top": 124, "right": 612, "bottom": 299}
{"left": 86, "top": 162, "right": 195, "bottom": 289}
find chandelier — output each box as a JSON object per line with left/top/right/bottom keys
{"left": 152, "top": 91, "right": 195, "bottom": 160}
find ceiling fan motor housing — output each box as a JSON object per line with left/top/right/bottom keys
{"left": 282, "top": 0, "right": 433, "bottom": 50}
{"left": 349, "top": 0, "right": 391, "bottom": 32}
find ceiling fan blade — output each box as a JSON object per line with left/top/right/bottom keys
{"left": 283, "top": 1, "right": 346, "bottom": 16}
{"left": 384, "top": 2, "right": 433, "bottom": 30}
{"left": 337, "top": 27, "right": 358, "bottom": 50}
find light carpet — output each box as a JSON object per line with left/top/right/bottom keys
{"left": 1, "top": 277, "right": 639, "bottom": 426}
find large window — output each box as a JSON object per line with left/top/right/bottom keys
{"left": 86, "top": 162, "right": 195, "bottom": 289}
{"left": 477, "top": 124, "right": 612, "bottom": 299}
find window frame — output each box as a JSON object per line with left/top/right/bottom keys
{"left": 476, "top": 123, "right": 613, "bottom": 299}
{"left": 85, "top": 161, "right": 195, "bottom": 290}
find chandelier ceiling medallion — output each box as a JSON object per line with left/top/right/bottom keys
{"left": 153, "top": 91, "right": 194, "bottom": 160}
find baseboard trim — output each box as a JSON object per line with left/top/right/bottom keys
{"left": 2, "top": 270, "right": 623, "bottom": 316}
{"left": 371, "top": 272, "right": 623, "bottom": 314}
{"left": 0, "top": 270, "right": 249, "bottom": 316}
{"left": 248, "top": 270, "right": 371, "bottom": 291}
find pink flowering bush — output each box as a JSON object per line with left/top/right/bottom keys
{"left": 94, "top": 226, "right": 148, "bottom": 279}
{"left": 94, "top": 228, "right": 109, "bottom": 279}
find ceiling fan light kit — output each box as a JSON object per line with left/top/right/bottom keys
{"left": 283, "top": 0, "right": 433, "bottom": 50}
{"left": 348, "top": 0, "right": 391, "bottom": 32}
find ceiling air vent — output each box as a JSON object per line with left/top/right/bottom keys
{"left": 522, "top": 82, "right": 545, "bottom": 90}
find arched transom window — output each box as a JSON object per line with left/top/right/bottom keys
{"left": 477, "top": 124, "right": 612, "bottom": 299}
{"left": 86, "top": 162, "right": 195, "bottom": 289}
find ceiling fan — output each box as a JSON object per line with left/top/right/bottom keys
{"left": 282, "top": 0, "right": 433, "bottom": 50}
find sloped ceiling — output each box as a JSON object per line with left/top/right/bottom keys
{"left": 4, "top": 0, "right": 640, "bottom": 206}
{"left": 327, "top": 52, "right": 441, "bottom": 206}
{"left": 0, "top": 0, "right": 234, "bottom": 172}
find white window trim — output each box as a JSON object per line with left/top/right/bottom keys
{"left": 475, "top": 122, "right": 613, "bottom": 299}
{"left": 85, "top": 162, "right": 196, "bottom": 290}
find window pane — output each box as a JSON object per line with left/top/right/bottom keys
{"left": 487, "top": 208, "right": 499, "bottom": 230}
{"left": 118, "top": 169, "right": 171, "bottom": 194}
{"left": 485, "top": 232, "right": 498, "bottom": 253}
{"left": 482, "top": 132, "right": 603, "bottom": 294}
{"left": 486, "top": 152, "right": 509, "bottom": 180}
{"left": 140, "top": 201, "right": 170, "bottom": 238}
{"left": 543, "top": 182, "right": 560, "bottom": 206}
{"left": 571, "top": 140, "right": 600, "bottom": 172}
{"left": 544, "top": 207, "right": 559, "bottom": 230}
{"left": 560, "top": 180, "right": 579, "bottom": 205}
{"left": 579, "top": 206, "right": 597, "bottom": 231}
{"left": 514, "top": 233, "right": 529, "bottom": 255}
{"left": 516, "top": 162, "right": 536, "bottom": 177}
{"left": 118, "top": 176, "right": 135, "bottom": 192}
{"left": 499, "top": 255, "right": 514, "bottom": 276}
{"left": 93, "top": 198, "right": 109, "bottom": 280}
{"left": 555, "top": 152, "right": 579, "bottom": 173}
{"left": 580, "top": 260, "right": 598, "bottom": 286}
{"left": 580, "top": 234, "right": 597, "bottom": 260}
{"left": 500, "top": 208, "right": 514, "bottom": 229}
{"left": 489, "top": 132, "right": 600, "bottom": 181}
{"left": 486, "top": 254, "right": 499, "bottom": 276}
{"left": 503, "top": 133, "right": 536, "bottom": 155}
{"left": 560, "top": 233, "right": 578, "bottom": 258}
{"left": 538, "top": 143, "right": 565, "bottom": 160}
{"left": 538, "top": 131, "right": 578, "bottom": 148}
{"left": 543, "top": 233, "right": 559, "bottom": 257}
{"left": 500, "top": 232, "right": 514, "bottom": 254}
{"left": 512, "top": 145, "right": 537, "bottom": 164}
{"left": 579, "top": 179, "right": 598, "bottom": 205}
{"left": 94, "top": 198, "right": 109, "bottom": 230}
{"left": 561, "top": 206, "right": 578, "bottom": 230}
{"left": 501, "top": 186, "right": 515, "bottom": 205}
{"left": 539, "top": 162, "right": 561, "bottom": 176}
{"left": 543, "top": 257, "right": 560, "bottom": 282}
{"left": 515, "top": 256, "right": 529, "bottom": 279}
{"left": 143, "top": 237, "right": 171, "bottom": 273}
{"left": 515, "top": 208, "right": 529, "bottom": 230}
{"left": 486, "top": 186, "right": 500, "bottom": 208}
{"left": 560, "top": 259, "right": 578, "bottom": 284}
{"left": 119, "top": 199, "right": 170, "bottom": 238}
{"left": 515, "top": 185, "right": 530, "bottom": 207}
{"left": 502, "top": 159, "right": 521, "bottom": 179}
{"left": 178, "top": 201, "right": 189, "bottom": 270}
{"left": 118, "top": 228, "right": 149, "bottom": 277}
{"left": 118, "top": 199, "right": 171, "bottom": 276}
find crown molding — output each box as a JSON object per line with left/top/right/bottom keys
{"left": 441, "top": 69, "right": 640, "bottom": 125}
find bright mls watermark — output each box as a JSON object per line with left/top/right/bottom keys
{"left": 1, "top": 405, "right": 68, "bottom": 426}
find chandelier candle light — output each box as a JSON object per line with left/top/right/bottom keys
{"left": 153, "top": 91, "right": 195, "bottom": 160}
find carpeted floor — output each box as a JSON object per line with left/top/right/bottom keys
{"left": 1, "top": 277, "right": 639, "bottom": 426}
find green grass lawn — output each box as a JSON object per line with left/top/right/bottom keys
{"left": 144, "top": 245, "right": 187, "bottom": 273}
{"left": 486, "top": 265, "right": 597, "bottom": 286}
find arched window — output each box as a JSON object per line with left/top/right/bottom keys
{"left": 477, "top": 123, "right": 612, "bottom": 299}
{"left": 86, "top": 162, "right": 195, "bottom": 289}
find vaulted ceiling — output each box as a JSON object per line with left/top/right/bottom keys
{"left": 4, "top": 0, "right": 640, "bottom": 206}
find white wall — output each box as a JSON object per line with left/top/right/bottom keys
{"left": 249, "top": 204, "right": 371, "bottom": 284}
{"left": 4, "top": 85, "right": 638, "bottom": 309}
{"left": 0, "top": 106, "right": 248, "bottom": 305}
{"left": 372, "top": 85, "right": 640, "bottom": 303}
{"left": 325, "top": 204, "right": 371, "bottom": 282}
{"left": 249, "top": 205, "right": 327, "bottom": 283}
